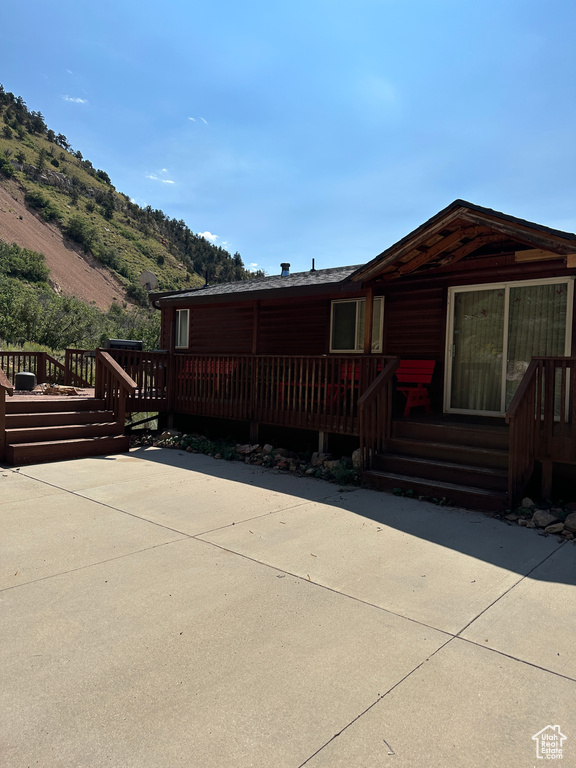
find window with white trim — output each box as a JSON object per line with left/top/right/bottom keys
{"left": 330, "top": 297, "right": 384, "bottom": 353}
{"left": 175, "top": 309, "right": 190, "bottom": 349}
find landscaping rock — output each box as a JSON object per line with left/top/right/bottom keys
{"left": 518, "top": 519, "right": 528, "bottom": 527}
{"left": 323, "top": 460, "right": 341, "bottom": 471}
{"left": 563, "top": 512, "right": 576, "bottom": 533}
{"left": 532, "top": 509, "right": 559, "bottom": 528}
{"left": 505, "top": 513, "right": 520, "bottom": 521}
{"left": 544, "top": 522, "right": 565, "bottom": 534}
{"left": 562, "top": 531, "right": 574, "bottom": 540}
{"left": 521, "top": 497, "right": 534, "bottom": 508}
{"left": 526, "top": 521, "right": 536, "bottom": 528}
{"left": 159, "top": 429, "right": 182, "bottom": 439}
{"left": 236, "top": 443, "right": 260, "bottom": 455}
{"left": 262, "top": 444, "right": 274, "bottom": 454}
{"left": 351, "top": 448, "right": 362, "bottom": 470}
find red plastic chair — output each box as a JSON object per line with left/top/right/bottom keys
{"left": 396, "top": 360, "right": 435, "bottom": 416}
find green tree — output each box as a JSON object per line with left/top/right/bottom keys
{"left": 65, "top": 215, "right": 98, "bottom": 251}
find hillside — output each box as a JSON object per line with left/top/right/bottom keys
{"left": 0, "top": 85, "right": 258, "bottom": 311}
{"left": 0, "top": 180, "right": 124, "bottom": 309}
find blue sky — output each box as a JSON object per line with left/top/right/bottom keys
{"left": 2, "top": 0, "right": 576, "bottom": 275}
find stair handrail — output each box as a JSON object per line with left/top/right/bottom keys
{"left": 358, "top": 357, "right": 400, "bottom": 471}
{"left": 95, "top": 350, "right": 138, "bottom": 430}
{"left": 0, "top": 366, "right": 14, "bottom": 463}
{"left": 505, "top": 359, "right": 540, "bottom": 507}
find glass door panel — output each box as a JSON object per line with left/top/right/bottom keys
{"left": 506, "top": 283, "right": 568, "bottom": 411}
{"left": 450, "top": 288, "right": 505, "bottom": 412}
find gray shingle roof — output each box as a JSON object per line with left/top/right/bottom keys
{"left": 156, "top": 264, "right": 362, "bottom": 301}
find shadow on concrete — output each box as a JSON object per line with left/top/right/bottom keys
{"left": 101, "top": 447, "right": 575, "bottom": 586}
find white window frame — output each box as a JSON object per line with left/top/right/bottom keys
{"left": 329, "top": 297, "right": 384, "bottom": 353}
{"left": 175, "top": 309, "right": 190, "bottom": 349}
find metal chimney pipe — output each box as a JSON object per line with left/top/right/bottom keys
{"left": 280, "top": 263, "right": 290, "bottom": 276}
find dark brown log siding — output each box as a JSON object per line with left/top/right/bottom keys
{"left": 383, "top": 286, "right": 445, "bottom": 358}
{"left": 258, "top": 298, "right": 330, "bottom": 355}
{"left": 160, "top": 306, "right": 174, "bottom": 350}
{"left": 190, "top": 304, "right": 254, "bottom": 354}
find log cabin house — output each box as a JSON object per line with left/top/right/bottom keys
{"left": 151, "top": 200, "right": 576, "bottom": 509}
{"left": 1, "top": 200, "right": 574, "bottom": 511}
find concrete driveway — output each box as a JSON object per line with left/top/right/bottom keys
{"left": 2, "top": 447, "right": 575, "bottom": 767}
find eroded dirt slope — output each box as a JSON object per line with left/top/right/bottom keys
{"left": 0, "top": 181, "right": 125, "bottom": 309}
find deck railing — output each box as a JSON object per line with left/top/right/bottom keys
{"left": 358, "top": 357, "right": 400, "bottom": 470}
{"left": 0, "top": 366, "right": 14, "bottom": 462}
{"left": 0, "top": 351, "right": 68, "bottom": 386}
{"left": 173, "top": 354, "right": 393, "bottom": 434}
{"left": 64, "top": 349, "right": 96, "bottom": 387}
{"left": 107, "top": 349, "right": 170, "bottom": 411}
{"left": 506, "top": 356, "right": 576, "bottom": 503}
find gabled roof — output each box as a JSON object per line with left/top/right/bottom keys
{"left": 152, "top": 200, "right": 576, "bottom": 307}
{"left": 347, "top": 199, "right": 576, "bottom": 283}
{"left": 152, "top": 264, "right": 362, "bottom": 305}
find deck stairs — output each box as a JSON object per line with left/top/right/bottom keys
{"left": 4, "top": 397, "right": 130, "bottom": 466}
{"left": 363, "top": 417, "right": 510, "bottom": 511}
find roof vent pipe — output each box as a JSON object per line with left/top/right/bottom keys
{"left": 280, "top": 262, "right": 290, "bottom": 276}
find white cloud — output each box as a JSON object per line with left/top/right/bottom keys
{"left": 188, "top": 117, "right": 196, "bottom": 122}
{"left": 200, "top": 117, "right": 207, "bottom": 124}
{"left": 146, "top": 173, "right": 175, "bottom": 184}
{"left": 63, "top": 95, "right": 87, "bottom": 104}
{"left": 199, "top": 231, "right": 218, "bottom": 242}
{"left": 249, "top": 263, "right": 258, "bottom": 268}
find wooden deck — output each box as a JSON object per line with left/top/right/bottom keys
{"left": 1, "top": 350, "right": 575, "bottom": 506}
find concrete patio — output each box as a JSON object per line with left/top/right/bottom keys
{"left": 1, "top": 447, "right": 575, "bottom": 767}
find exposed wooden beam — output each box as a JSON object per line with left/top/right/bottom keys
{"left": 350, "top": 209, "right": 465, "bottom": 281}
{"left": 568, "top": 254, "right": 576, "bottom": 269}
{"left": 515, "top": 248, "right": 567, "bottom": 263}
{"left": 463, "top": 212, "right": 576, "bottom": 255}
{"left": 438, "top": 233, "right": 502, "bottom": 268}
{"left": 392, "top": 227, "right": 482, "bottom": 278}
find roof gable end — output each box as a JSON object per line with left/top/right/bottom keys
{"left": 347, "top": 200, "right": 576, "bottom": 283}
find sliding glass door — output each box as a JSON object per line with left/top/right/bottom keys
{"left": 445, "top": 278, "right": 573, "bottom": 415}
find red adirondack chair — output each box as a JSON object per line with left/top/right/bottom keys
{"left": 396, "top": 359, "right": 435, "bottom": 416}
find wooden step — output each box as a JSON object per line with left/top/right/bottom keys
{"left": 6, "top": 410, "right": 114, "bottom": 428}
{"left": 385, "top": 437, "right": 509, "bottom": 469}
{"left": 392, "top": 419, "right": 509, "bottom": 451}
{"left": 6, "top": 398, "right": 107, "bottom": 414}
{"left": 6, "top": 422, "right": 122, "bottom": 444}
{"left": 372, "top": 453, "right": 508, "bottom": 491}
{"left": 363, "top": 469, "right": 508, "bottom": 512}
{"left": 6, "top": 435, "right": 130, "bottom": 466}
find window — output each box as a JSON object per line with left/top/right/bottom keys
{"left": 330, "top": 297, "right": 384, "bottom": 353}
{"left": 175, "top": 309, "right": 190, "bottom": 349}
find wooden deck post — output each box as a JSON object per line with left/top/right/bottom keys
{"left": 541, "top": 460, "right": 553, "bottom": 500}
{"left": 249, "top": 421, "right": 259, "bottom": 444}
